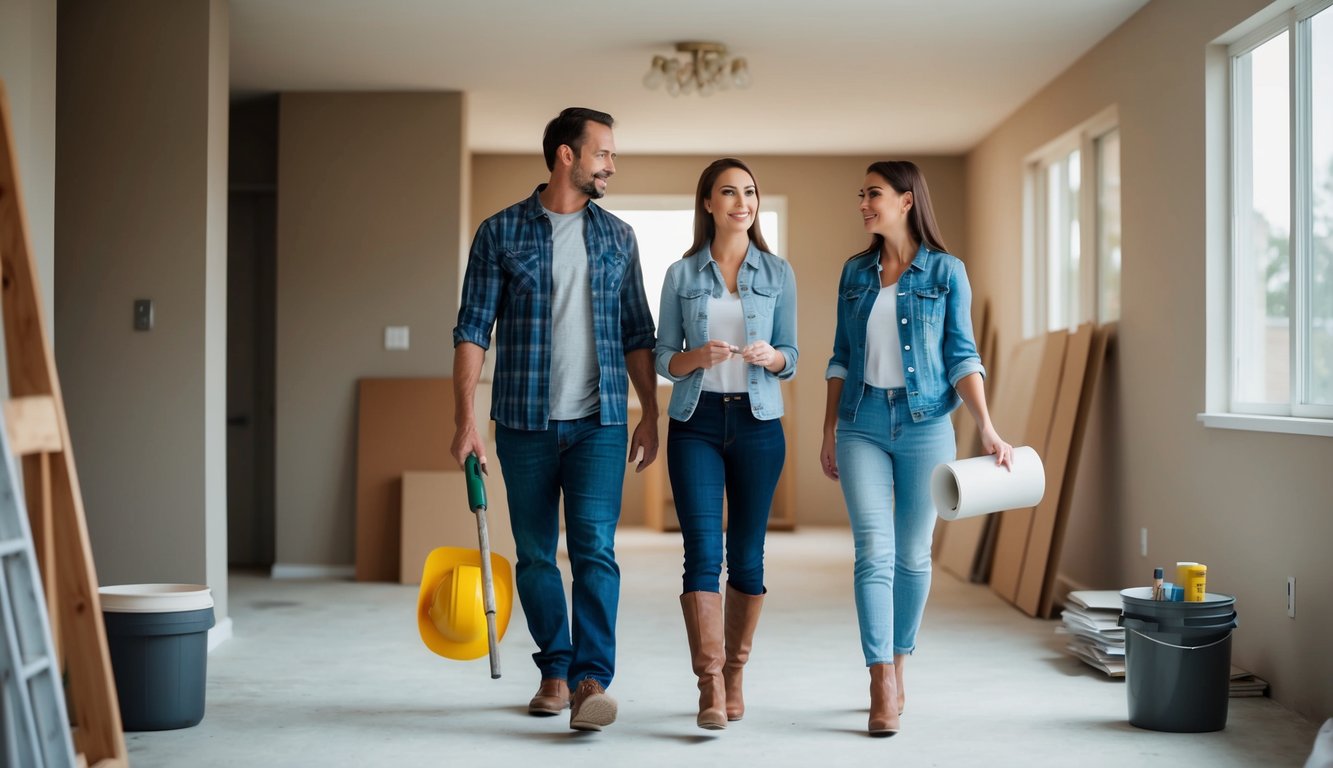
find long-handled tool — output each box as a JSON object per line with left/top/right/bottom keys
{"left": 465, "top": 454, "right": 502, "bottom": 679}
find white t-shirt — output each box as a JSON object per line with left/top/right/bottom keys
{"left": 864, "top": 284, "right": 906, "bottom": 389}
{"left": 544, "top": 207, "right": 599, "bottom": 419}
{"left": 702, "top": 291, "right": 747, "bottom": 393}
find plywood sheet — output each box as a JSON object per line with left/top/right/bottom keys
{"left": 1038, "top": 323, "right": 1116, "bottom": 617}
{"left": 399, "top": 470, "right": 515, "bottom": 585}
{"left": 1015, "top": 323, "right": 1094, "bottom": 615}
{"left": 989, "top": 331, "right": 1067, "bottom": 603}
{"left": 355, "top": 378, "right": 454, "bottom": 582}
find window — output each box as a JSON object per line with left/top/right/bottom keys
{"left": 1226, "top": 1, "right": 1332, "bottom": 422}
{"left": 600, "top": 194, "right": 786, "bottom": 382}
{"left": 600, "top": 194, "right": 785, "bottom": 328}
{"left": 1023, "top": 109, "right": 1121, "bottom": 336}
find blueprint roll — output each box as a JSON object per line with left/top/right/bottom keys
{"left": 930, "top": 446, "right": 1045, "bottom": 521}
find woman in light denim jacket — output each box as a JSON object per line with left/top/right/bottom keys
{"left": 654, "top": 158, "right": 797, "bottom": 730}
{"left": 819, "top": 161, "right": 1012, "bottom": 737}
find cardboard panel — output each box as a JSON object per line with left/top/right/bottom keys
{"left": 989, "top": 331, "right": 1067, "bottom": 603}
{"left": 355, "top": 378, "right": 454, "bottom": 582}
{"left": 1038, "top": 323, "right": 1116, "bottom": 617}
{"left": 399, "top": 470, "right": 515, "bottom": 585}
{"left": 1015, "top": 323, "right": 1094, "bottom": 615}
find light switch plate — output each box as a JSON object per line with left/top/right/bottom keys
{"left": 134, "top": 299, "right": 154, "bottom": 331}
{"left": 384, "top": 325, "right": 410, "bottom": 350}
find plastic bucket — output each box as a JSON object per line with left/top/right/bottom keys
{"left": 100, "top": 584, "right": 215, "bottom": 731}
{"left": 1119, "top": 587, "right": 1237, "bottom": 732}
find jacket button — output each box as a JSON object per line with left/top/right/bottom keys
{"left": 904, "top": 345, "right": 910, "bottom": 350}
{"left": 908, "top": 367, "right": 915, "bottom": 373}
{"left": 901, "top": 318, "right": 908, "bottom": 325}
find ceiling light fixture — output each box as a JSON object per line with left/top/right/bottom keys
{"left": 643, "top": 42, "right": 751, "bottom": 97}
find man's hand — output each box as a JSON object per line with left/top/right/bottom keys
{"left": 628, "top": 417, "right": 658, "bottom": 473}
{"left": 451, "top": 421, "right": 488, "bottom": 473}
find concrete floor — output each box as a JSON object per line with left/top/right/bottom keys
{"left": 126, "top": 528, "right": 1320, "bottom": 767}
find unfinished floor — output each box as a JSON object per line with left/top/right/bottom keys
{"left": 126, "top": 527, "right": 1320, "bottom": 767}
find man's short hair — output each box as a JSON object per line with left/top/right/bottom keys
{"left": 542, "top": 107, "right": 615, "bottom": 171}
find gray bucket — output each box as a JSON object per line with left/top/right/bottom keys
{"left": 1119, "top": 587, "right": 1237, "bottom": 732}
{"left": 99, "top": 584, "right": 215, "bottom": 731}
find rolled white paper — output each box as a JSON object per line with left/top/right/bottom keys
{"left": 930, "top": 446, "right": 1045, "bottom": 521}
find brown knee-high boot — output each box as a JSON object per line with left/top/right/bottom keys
{"left": 681, "top": 592, "right": 728, "bottom": 730}
{"left": 868, "top": 663, "right": 901, "bottom": 736}
{"left": 723, "top": 584, "right": 764, "bottom": 721}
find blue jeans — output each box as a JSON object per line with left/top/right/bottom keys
{"left": 495, "top": 416, "right": 627, "bottom": 689}
{"left": 667, "top": 393, "right": 785, "bottom": 596}
{"left": 836, "top": 385, "right": 955, "bottom": 666}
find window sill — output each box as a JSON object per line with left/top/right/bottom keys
{"left": 1197, "top": 412, "right": 1333, "bottom": 437}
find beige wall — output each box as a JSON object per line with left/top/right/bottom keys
{"left": 965, "top": 0, "right": 1332, "bottom": 719}
{"left": 0, "top": 0, "right": 56, "bottom": 343}
{"left": 275, "top": 92, "right": 466, "bottom": 570}
{"left": 471, "top": 153, "right": 967, "bottom": 527}
{"left": 54, "top": 0, "right": 230, "bottom": 618}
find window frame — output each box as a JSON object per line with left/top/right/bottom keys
{"left": 1022, "top": 106, "right": 1121, "bottom": 338}
{"left": 1201, "top": 0, "right": 1333, "bottom": 436}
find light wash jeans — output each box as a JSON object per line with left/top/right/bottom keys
{"left": 836, "top": 385, "right": 955, "bottom": 666}
{"left": 495, "top": 416, "right": 627, "bottom": 689}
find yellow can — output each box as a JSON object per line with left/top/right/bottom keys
{"left": 1176, "top": 562, "right": 1207, "bottom": 602}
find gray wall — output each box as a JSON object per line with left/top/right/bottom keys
{"left": 965, "top": 0, "right": 1332, "bottom": 719}
{"left": 54, "top": 0, "right": 230, "bottom": 620}
{"left": 274, "top": 92, "right": 467, "bottom": 570}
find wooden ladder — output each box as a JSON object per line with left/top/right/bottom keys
{"left": 0, "top": 82, "right": 128, "bottom": 767}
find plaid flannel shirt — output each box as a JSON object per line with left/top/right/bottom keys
{"left": 453, "top": 185, "right": 656, "bottom": 430}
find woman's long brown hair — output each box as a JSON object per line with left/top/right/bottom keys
{"left": 863, "top": 160, "right": 949, "bottom": 255}
{"left": 683, "top": 158, "right": 772, "bottom": 258}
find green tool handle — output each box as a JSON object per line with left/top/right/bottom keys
{"left": 465, "top": 454, "right": 487, "bottom": 512}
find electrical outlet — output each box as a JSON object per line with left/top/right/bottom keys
{"left": 1140, "top": 527, "right": 1148, "bottom": 558}
{"left": 1287, "top": 577, "right": 1296, "bottom": 618}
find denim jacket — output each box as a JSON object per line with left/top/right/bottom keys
{"left": 654, "top": 242, "right": 798, "bottom": 421}
{"left": 825, "top": 243, "right": 984, "bottom": 423}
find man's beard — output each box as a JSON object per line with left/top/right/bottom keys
{"left": 572, "top": 165, "right": 606, "bottom": 199}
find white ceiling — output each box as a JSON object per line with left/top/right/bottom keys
{"left": 229, "top": 0, "right": 1149, "bottom": 156}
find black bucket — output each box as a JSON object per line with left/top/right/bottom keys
{"left": 100, "top": 584, "right": 215, "bottom": 731}
{"left": 1119, "top": 587, "right": 1237, "bottom": 732}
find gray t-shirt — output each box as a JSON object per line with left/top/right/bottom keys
{"left": 544, "top": 207, "right": 599, "bottom": 420}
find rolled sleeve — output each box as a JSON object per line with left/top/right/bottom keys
{"left": 452, "top": 223, "right": 501, "bottom": 350}
{"left": 825, "top": 266, "right": 853, "bottom": 381}
{"left": 619, "top": 237, "right": 657, "bottom": 354}
{"left": 653, "top": 266, "right": 692, "bottom": 382}
{"left": 942, "top": 259, "right": 985, "bottom": 388}
{"left": 771, "top": 260, "right": 799, "bottom": 380}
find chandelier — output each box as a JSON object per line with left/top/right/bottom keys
{"left": 643, "top": 42, "right": 751, "bottom": 97}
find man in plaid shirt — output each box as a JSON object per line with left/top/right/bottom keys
{"left": 451, "top": 107, "right": 659, "bottom": 732}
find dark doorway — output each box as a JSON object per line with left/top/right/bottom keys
{"left": 227, "top": 94, "right": 277, "bottom": 568}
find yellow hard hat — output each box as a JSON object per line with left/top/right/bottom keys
{"left": 417, "top": 547, "right": 513, "bottom": 661}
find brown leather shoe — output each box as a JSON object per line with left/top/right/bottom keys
{"left": 569, "top": 678, "right": 617, "bottom": 731}
{"left": 681, "top": 591, "right": 728, "bottom": 730}
{"left": 528, "top": 679, "right": 570, "bottom": 716}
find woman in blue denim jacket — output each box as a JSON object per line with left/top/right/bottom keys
{"left": 655, "top": 158, "right": 798, "bottom": 730}
{"left": 820, "top": 161, "right": 1012, "bottom": 737}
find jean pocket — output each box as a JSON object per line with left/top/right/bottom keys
{"left": 913, "top": 285, "right": 947, "bottom": 327}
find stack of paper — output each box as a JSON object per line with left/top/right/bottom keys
{"left": 1230, "top": 666, "right": 1269, "bottom": 697}
{"left": 1057, "top": 590, "right": 1125, "bottom": 677}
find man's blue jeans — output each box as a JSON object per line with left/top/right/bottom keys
{"left": 495, "top": 416, "right": 626, "bottom": 689}
{"left": 836, "top": 385, "right": 955, "bottom": 666}
{"left": 667, "top": 393, "right": 785, "bottom": 596}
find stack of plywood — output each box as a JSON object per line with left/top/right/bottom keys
{"left": 936, "top": 323, "right": 1115, "bottom": 618}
